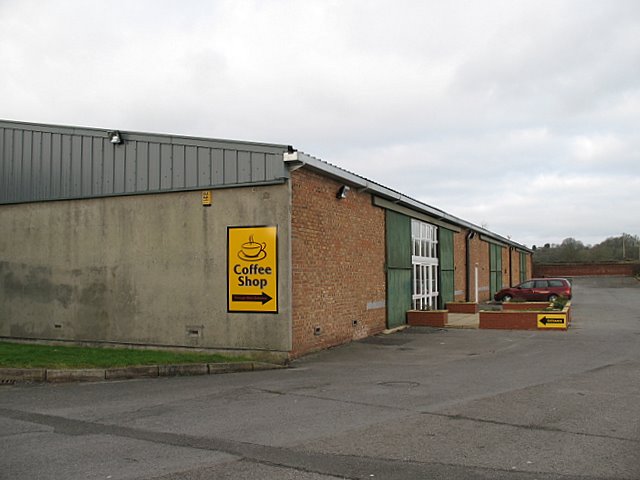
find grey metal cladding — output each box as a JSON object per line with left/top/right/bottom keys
{"left": 0, "top": 120, "right": 290, "bottom": 204}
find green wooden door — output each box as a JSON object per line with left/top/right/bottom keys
{"left": 386, "top": 210, "right": 412, "bottom": 329}
{"left": 520, "top": 252, "right": 528, "bottom": 282}
{"left": 439, "top": 228, "right": 455, "bottom": 308}
{"left": 489, "top": 244, "right": 503, "bottom": 298}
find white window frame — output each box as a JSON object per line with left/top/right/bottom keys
{"left": 411, "top": 219, "right": 439, "bottom": 310}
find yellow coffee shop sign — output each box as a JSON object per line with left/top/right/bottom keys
{"left": 227, "top": 226, "right": 278, "bottom": 313}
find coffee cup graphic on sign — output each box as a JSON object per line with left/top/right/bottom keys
{"left": 238, "top": 235, "right": 267, "bottom": 261}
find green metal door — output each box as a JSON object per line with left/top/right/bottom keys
{"left": 489, "top": 244, "right": 503, "bottom": 298}
{"left": 439, "top": 228, "right": 455, "bottom": 308}
{"left": 520, "top": 252, "right": 528, "bottom": 282}
{"left": 386, "top": 210, "right": 412, "bottom": 329}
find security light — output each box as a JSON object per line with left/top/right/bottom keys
{"left": 108, "top": 131, "right": 123, "bottom": 144}
{"left": 336, "top": 185, "right": 350, "bottom": 199}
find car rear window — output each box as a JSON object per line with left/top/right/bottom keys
{"left": 548, "top": 280, "right": 566, "bottom": 287}
{"left": 534, "top": 280, "right": 549, "bottom": 288}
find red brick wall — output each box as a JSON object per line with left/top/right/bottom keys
{"left": 450, "top": 230, "right": 531, "bottom": 301}
{"left": 510, "top": 248, "right": 521, "bottom": 286}
{"left": 510, "top": 250, "right": 533, "bottom": 284}
{"left": 533, "top": 262, "right": 640, "bottom": 277}
{"left": 290, "top": 168, "right": 386, "bottom": 358}
{"left": 479, "top": 310, "right": 539, "bottom": 330}
{"left": 461, "top": 234, "right": 492, "bottom": 302}
{"left": 501, "top": 247, "right": 510, "bottom": 289}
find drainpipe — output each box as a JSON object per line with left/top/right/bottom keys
{"left": 475, "top": 264, "right": 479, "bottom": 303}
{"left": 465, "top": 230, "right": 475, "bottom": 301}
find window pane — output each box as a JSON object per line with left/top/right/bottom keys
{"left": 411, "top": 219, "right": 439, "bottom": 309}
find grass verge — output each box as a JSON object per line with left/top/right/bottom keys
{"left": 0, "top": 342, "right": 250, "bottom": 369}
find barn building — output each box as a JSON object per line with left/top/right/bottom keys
{"left": 0, "top": 120, "right": 532, "bottom": 361}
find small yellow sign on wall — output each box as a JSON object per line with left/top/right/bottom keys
{"left": 228, "top": 226, "right": 278, "bottom": 313}
{"left": 537, "top": 313, "right": 567, "bottom": 329}
{"left": 201, "top": 191, "right": 212, "bottom": 206}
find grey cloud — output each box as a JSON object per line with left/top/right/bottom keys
{"left": 1, "top": 0, "right": 639, "bottom": 247}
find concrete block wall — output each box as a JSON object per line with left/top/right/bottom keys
{"left": 290, "top": 168, "right": 386, "bottom": 358}
{"left": 0, "top": 186, "right": 292, "bottom": 357}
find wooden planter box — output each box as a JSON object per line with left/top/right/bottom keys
{"left": 407, "top": 310, "right": 448, "bottom": 327}
{"left": 479, "top": 310, "right": 538, "bottom": 330}
{"left": 480, "top": 302, "right": 571, "bottom": 330}
{"left": 446, "top": 302, "right": 479, "bottom": 314}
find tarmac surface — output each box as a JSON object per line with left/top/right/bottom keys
{"left": 1, "top": 276, "right": 639, "bottom": 479}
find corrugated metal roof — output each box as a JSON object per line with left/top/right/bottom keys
{"left": 0, "top": 119, "right": 292, "bottom": 204}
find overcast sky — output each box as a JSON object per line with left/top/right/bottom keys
{"left": 2, "top": 1, "right": 639, "bottom": 247}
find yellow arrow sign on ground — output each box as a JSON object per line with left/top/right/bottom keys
{"left": 537, "top": 313, "right": 567, "bottom": 329}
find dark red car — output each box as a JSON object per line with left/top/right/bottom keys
{"left": 494, "top": 278, "right": 572, "bottom": 302}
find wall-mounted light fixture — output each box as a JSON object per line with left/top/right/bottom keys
{"left": 107, "top": 130, "right": 123, "bottom": 145}
{"left": 336, "top": 185, "right": 350, "bottom": 199}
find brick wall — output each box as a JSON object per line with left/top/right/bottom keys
{"left": 501, "top": 246, "right": 510, "bottom": 290}
{"left": 510, "top": 248, "right": 521, "bottom": 286}
{"left": 450, "top": 229, "right": 531, "bottom": 301}
{"left": 290, "top": 168, "right": 386, "bottom": 358}
{"left": 533, "top": 262, "right": 640, "bottom": 277}
{"left": 455, "top": 229, "right": 490, "bottom": 302}
{"left": 475, "top": 238, "right": 491, "bottom": 301}
{"left": 510, "top": 249, "right": 534, "bottom": 285}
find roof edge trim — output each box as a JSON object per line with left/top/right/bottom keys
{"left": 0, "top": 119, "right": 292, "bottom": 153}
{"left": 373, "top": 197, "right": 461, "bottom": 232}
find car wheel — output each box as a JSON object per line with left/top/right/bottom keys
{"left": 502, "top": 294, "right": 512, "bottom": 302}
{"left": 548, "top": 294, "right": 558, "bottom": 302}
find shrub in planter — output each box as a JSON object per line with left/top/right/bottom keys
{"left": 549, "top": 296, "right": 569, "bottom": 310}
{"left": 502, "top": 302, "right": 550, "bottom": 311}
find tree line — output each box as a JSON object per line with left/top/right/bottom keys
{"left": 532, "top": 233, "right": 640, "bottom": 263}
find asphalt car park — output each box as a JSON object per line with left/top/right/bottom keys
{"left": 1, "top": 276, "right": 639, "bottom": 479}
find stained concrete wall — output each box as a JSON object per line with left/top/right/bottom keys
{"left": 0, "top": 184, "right": 291, "bottom": 356}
